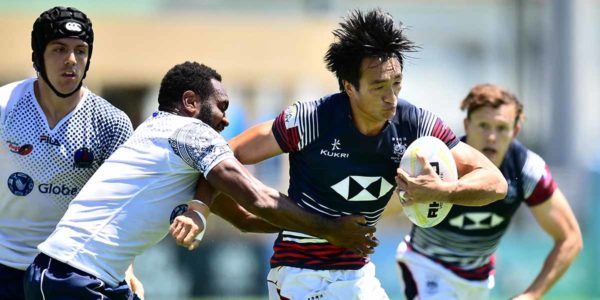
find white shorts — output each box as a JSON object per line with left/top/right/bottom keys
{"left": 267, "top": 262, "right": 389, "bottom": 300}
{"left": 395, "top": 242, "right": 493, "bottom": 300}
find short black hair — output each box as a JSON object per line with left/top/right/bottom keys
{"left": 325, "top": 9, "right": 417, "bottom": 91}
{"left": 158, "top": 61, "right": 222, "bottom": 111}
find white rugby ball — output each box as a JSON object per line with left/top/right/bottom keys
{"left": 399, "top": 136, "right": 458, "bottom": 228}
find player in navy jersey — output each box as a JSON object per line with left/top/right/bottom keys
{"left": 0, "top": 7, "right": 145, "bottom": 299}
{"left": 194, "top": 9, "right": 507, "bottom": 299}
{"left": 396, "top": 84, "right": 583, "bottom": 300}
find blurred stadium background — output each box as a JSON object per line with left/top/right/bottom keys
{"left": 1, "top": 0, "right": 598, "bottom": 299}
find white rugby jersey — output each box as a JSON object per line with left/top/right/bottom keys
{"left": 38, "top": 111, "right": 234, "bottom": 286}
{"left": 0, "top": 78, "right": 133, "bottom": 270}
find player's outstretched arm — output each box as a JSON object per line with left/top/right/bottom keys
{"left": 211, "top": 192, "right": 281, "bottom": 233}
{"left": 192, "top": 175, "right": 280, "bottom": 233}
{"left": 447, "top": 142, "right": 507, "bottom": 206}
{"left": 228, "top": 120, "right": 283, "bottom": 164}
{"left": 206, "top": 158, "right": 378, "bottom": 255}
{"left": 511, "top": 188, "right": 582, "bottom": 300}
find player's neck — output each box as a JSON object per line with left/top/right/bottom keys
{"left": 34, "top": 79, "right": 84, "bottom": 129}
{"left": 349, "top": 109, "right": 386, "bottom": 136}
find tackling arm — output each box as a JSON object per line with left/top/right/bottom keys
{"left": 206, "top": 158, "right": 377, "bottom": 255}
{"left": 514, "top": 188, "right": 583, "bottom": 299}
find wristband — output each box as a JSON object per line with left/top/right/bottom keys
{"left": 193, "top": 210, "right": 207, "bottom": 241}
{"left": 190, "top": 199, "right": 210, "bottom": 210}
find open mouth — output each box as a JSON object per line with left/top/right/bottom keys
{"left": 482, "top": 147, "right": 497, "bottom": 156}
{"left": 62, "top": 71, "right": 77, "bottom": 78}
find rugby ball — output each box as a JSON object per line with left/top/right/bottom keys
{"left": 399, "top": 136, "right": 458, "bottom": 228}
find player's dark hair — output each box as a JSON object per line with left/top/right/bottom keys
{"left": 31, "top": 6, "right": 94, "bottom": 98}
{"left": 460, "top": 84, "right": 525, "bottom": 126}
{"left": 325, "top": 8, "right": 417, "bottom": 91}
{"left": 158, "top": 61, "right": 222, "bottom": 112}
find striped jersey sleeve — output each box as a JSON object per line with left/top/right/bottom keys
{"left": 416, "top": 108, "right": 460, "bottom": 149}
{"left": 272, "top": 101, "right": 319, "bottom": 152}
{"left": 521, "top": 150, "right": 557, "bottom": 206}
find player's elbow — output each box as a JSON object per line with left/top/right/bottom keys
{"left": 486, "top": 170, "right": 508, "bottom": 204}
{"left": 494, "top": 176, "right": 508, "bottom": 201}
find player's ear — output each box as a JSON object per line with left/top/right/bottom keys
{"left": 463, "top": 118, "right": 470, "bottom": 132}
{"left": 181, "top": 90, "right": 199, "bottom": 116}
{"left": 513, "top": 122, "right": 521, "bottom": 138}
{"left": 343, "top": 80, "right": 357, "bottom": 97}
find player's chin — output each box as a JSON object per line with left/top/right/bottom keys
{"left": 382, "top": 110, "right": 396, "bottom": 121}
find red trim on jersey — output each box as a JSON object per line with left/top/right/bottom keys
{"left": 432, "top": 119, "right": 458, "bottom": 144}
{"left": 273, "top": 113, "right": 300, "bottom": 152}
{"left": 407, "top": 243, "right": 494, "bottom": 280}
{"left": 271, "top": 241, "right": 369, "bottom": 270}
{"left": 526, "top": 165, "right": 557, "bottom": 206}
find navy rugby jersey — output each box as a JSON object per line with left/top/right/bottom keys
{"left": 407, "top": 137, "right": 557, "bottom": 280}
{"left": 271, "top": 92, "right": 459, "bottom": 270}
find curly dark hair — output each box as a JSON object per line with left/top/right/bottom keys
{"left": 158, "top": 61, "right": 222, "bottom": 111}
{"left": 460, "top": 83, "right": 525, "bottom": 126}
{"left": 325, "top": 8, "right": 417, "bottom": 91}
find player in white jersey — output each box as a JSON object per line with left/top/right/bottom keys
{"left": 0, "top": 7, "right": 138, "bottom": 300}
{"left": 396, "top": 84, "right": 582, "bottom": 299}
{"left": 23, "top": 61, "right": 377, "bottom": 300}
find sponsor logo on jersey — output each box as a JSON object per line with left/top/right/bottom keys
{"left": 7, "top": 141, "right": 33, "bottom": 155}
{"left": 284, "top": 105, "right": 298, "bottom": 129}
{"left": 38, "top": 183, "right": 78, "bottom": 195}
{"left": 40, "top": 134, "right": 60, "bottom": 146}
{"left": 331, "top": 176, "right": 393, "bottom": 201}
{"left": 7, "top": 172, "right": 34, "bottom": 196}
{"left": 73, "top": 147, "right": 94, "bottom": 169}
{"left": 170, "top": 204, "right": 188, "bottom": 224}
{"left": 424, "top": 275, "right": 440, "bottom": 296}
{"left": 320, "top": 138, "right": 350, "bottom": 158}
{"left": 448, "top": 212, "right": 505, "bottom": 230}
{"left": 391, "top": 137, "right": 408, "bottom": 163}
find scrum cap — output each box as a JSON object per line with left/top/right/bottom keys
{"left": 31, "top": 7, "right": 94, "bottom": 97}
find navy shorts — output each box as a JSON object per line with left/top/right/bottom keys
{"left": 24, "top": 253, "right": 139, "bottom": 300}
{"left": 0, "top": 263, "right": 26, "bottom": 300}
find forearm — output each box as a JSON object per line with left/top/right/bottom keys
{"left": 210, "top": 193, "right": 280, "bottom": 233}
{"left": 245, "top": 185, "right": 333, "bottom": 238}
{"left": 523, "top": 238, "right": 582, "bottom": 298}
{"left": 235, "top": 215, "right": 281, "bottom": 233}
{"left": 446, "top": 167, "right": 507, "bottom": 206}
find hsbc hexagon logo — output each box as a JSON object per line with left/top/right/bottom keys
{"left": 331, "top": 176, "right": 393, "bottom": 201}
{"left": 449, "top": 212, "right": 505, "bottom": 230}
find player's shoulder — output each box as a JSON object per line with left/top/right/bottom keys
{"left": 0, "top": 78, "right": 34, "bottom": 103}
{"left": 84, "top": 90, "right": 132, "bottom": 125}
{"left": 505, "top": 139, "right": 540, "bottom": 163}
{"left": 391, "top": 98, "right": 427, "bottom": 124}
{"left": 505, "top": 139, "right": 548, "bottom": 176}
{"left": 0, "top": 78, "right": 35, "bottom": 120}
